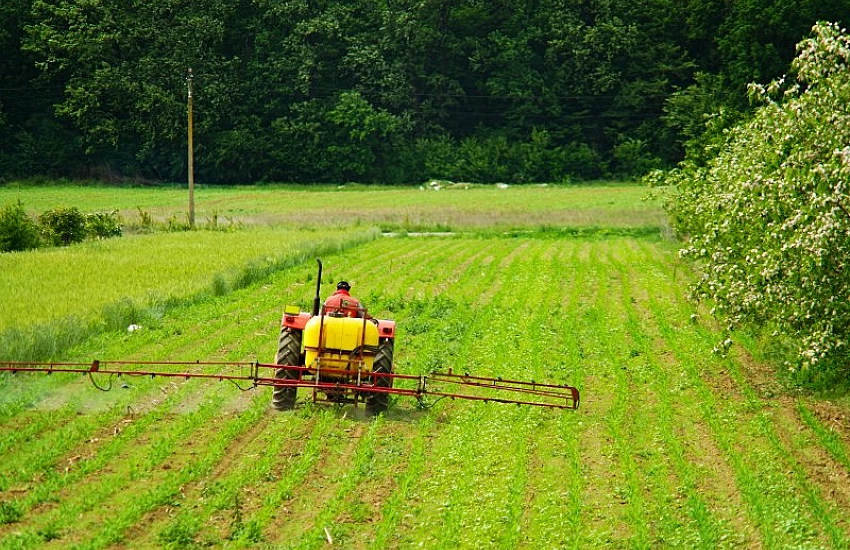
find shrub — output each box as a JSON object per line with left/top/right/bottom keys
{"left": 415, "top": 130, "right": 604, "bottom": 183}
{"left": 416, "top": 134, "right": 459, "bottom": 181}
{"left": 166, "top": 214, "right": 190, "bottom": 232}
{"left": 39, "top": 206, "right": 86, "bottom": 246}
{"left": 560, "top": 142, "right": 605, "bottom": 180}
{"left": 0, "top": 200, "right": 40, "bottom": 252}
{"left": 85, "top": 210, "right": 122, "bottom": 239}
{"left": 612, "top": 137, "right": 662, "bottom": 177}
{"left": 136, "top": 207, "right": 154, "bottom": 232}
{"left": 455, "top": 134, "right": 512, "bottom": 183}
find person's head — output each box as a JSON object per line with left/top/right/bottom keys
{"left": 336, "top": 281, "right": 351, "bottom": 291}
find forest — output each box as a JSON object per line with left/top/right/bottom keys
{"left": 0, "top": 0, "right": 847, "bottom": 184}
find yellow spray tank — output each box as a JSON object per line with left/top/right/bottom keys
{"left": 303, "top": 315, "right": 379, "bottom": 377}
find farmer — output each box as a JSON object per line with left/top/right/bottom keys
{"left": 324, "top": 281, "right": 366, "bottom": 318}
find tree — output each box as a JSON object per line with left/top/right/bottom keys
{"left": 665, "top": 22, "right": 850, "bottom": 380}
{"left": 24, "top": 0, "right": 258, "bottom": 180}
{"left": 8, "top": 0, "right": 848, "bottom": 183}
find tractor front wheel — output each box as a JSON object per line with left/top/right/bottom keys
{"left": 366, "top": 338, "right": 394, "bottom": 416}
{"left": 272, "top": 328, "right": 302, "bottom": 411}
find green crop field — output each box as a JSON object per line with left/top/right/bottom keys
{"left": 0, "top": 184, "right": 848, "bottom": 549}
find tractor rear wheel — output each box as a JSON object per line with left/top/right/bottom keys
{"left": 366, "top": 338, "right": 394, "bottom": 416}
{"left": 272, "top": 328, "right": 302, "bottom": 411}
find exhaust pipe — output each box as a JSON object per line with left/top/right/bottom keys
{"left": 312, "top": 258, "right": 323, "bottom": 316}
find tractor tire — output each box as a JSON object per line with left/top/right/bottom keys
{"left": 366, "top": 338, "right": 394, "bottom": 416}
{"left": 272, "top": 328, "right": 302, "bottom": 411}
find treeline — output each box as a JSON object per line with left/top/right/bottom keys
{"left": 0, "top": 1, "right": 846, "bottom": 184}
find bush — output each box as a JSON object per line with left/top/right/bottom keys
{"left": 39, "top": 206, "right": 86, "bottom": 246}
{"left": 456, "top": 134, "right": 512, "bottom": 183}
{"left": 2, "top": 203, "right": 122, "bottom": 251}
{"left": 416, "top": 134, "right": 459, "bottom": 181}
{"left": 560, "top": 142, "right": 605, "bottom": 180}
{"left": 0, "top": 200, "right": 41, "bottom": 252}
{"left": 415, "top": 130, "right": 605, "bottom": 183}
{"left": 85, "top": 210, "right": 122, "bottom": 239}
{"left": 136, "top": 207, "right": 154, "bottom": 232}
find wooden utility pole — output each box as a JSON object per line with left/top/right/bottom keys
{"left": 187, "top": 68, "right": 195, "bottom": 228}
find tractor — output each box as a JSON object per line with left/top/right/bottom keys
{"left": 271, "top": 259, "right": 396, "bottom": 415}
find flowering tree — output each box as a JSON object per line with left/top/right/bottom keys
{"left": 665, "top": 22, "right": 850, "bottom": 377}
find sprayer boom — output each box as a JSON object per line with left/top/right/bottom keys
{"left": 0, "top": 360, "right": 579, "bottom": 410}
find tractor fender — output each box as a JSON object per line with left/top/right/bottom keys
{"left": 281, "top": 311, "right": 312, "bottom": 330}
{"left": 376, "top": 319, "right": 396, "bottom": 338}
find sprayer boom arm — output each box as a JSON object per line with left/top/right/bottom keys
{"left": 0, "top": 360, "right": 579, "bottom": 410}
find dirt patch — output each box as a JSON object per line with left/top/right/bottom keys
{"left": 808, "top": 400, "right": 850, "bottom": 446}
{"left": 115, "top": 409, "right": 281, "bottom": 547}
{"left": 767, "top": 401, "right": 850, "bottom": 542}
{"left": 429, "top": 243, "right": 490, "bottom": 295}
{"left": 575, "top": 371, "right": 633, "bottom": 542}
{"left": 676, "top": 407, "right": 761, "bottom": 548}
{"left": 579, "top": 420, "right": 632, "bottom": 542}
{"left": 626, "top": 266, "right": 762, "bottom": 547}
{"left": 328, "top": 421, "right": 418, "bottom": 548}
{"left": 733, "top": 347, "right": 787, "bottom": 400}
{"left": 474, "top": 241, "right": 530, "bottom": 306}
{"left": 516, "top": 418, "right": 583, "bottom": 547}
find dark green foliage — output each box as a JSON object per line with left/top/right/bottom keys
{"left": 0, "top": 1, "right": 845, "bottom": 183}
{"left": 39, "top": 206, "right": 86, "bottom": 246}
{"left": 611, "top": 138, "right": 662, "bottom": 177}
{"left": 413, "top": 129, "right": 602, "bottom": 183}
{"left": 0, "top": 200, "right": 40, "bottom": 252}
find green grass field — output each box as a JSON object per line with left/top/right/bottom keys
{"left": 0, "top": 182, "right": 666, "bottom": 232}
{"left": 0, "top": 183, "right": 848, "bottom": 549}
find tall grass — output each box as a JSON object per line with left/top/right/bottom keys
{"left": 0, "top": 228, "right": 378, "bottom": 361}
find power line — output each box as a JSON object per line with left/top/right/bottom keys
{"left": 0, "top": 82, "right": 692, "bottom": 102}
{"left": 0, "top": 84, "right": 65, "bottom": 92}
{"left": 0, "top": 81, "right": 671, "bottom": 121}
{"left": 268, "top": 83, "right": 695, "bottom": 102}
